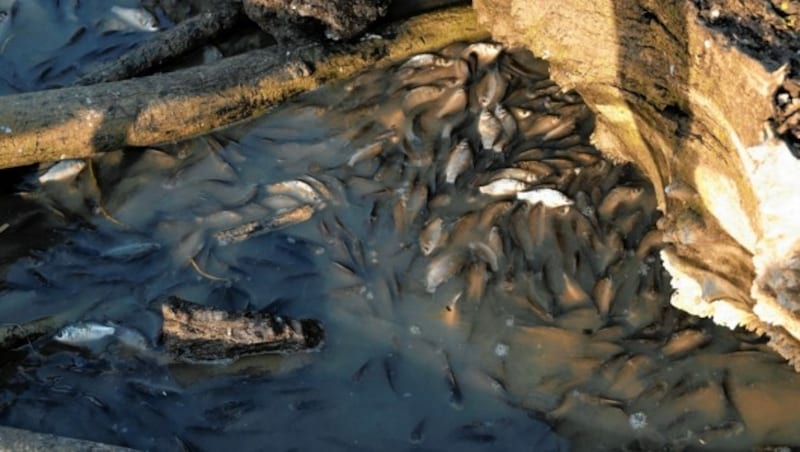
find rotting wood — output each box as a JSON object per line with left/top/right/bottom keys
{"left": 161, "top": 296, "right": 324, "bottom": 363}
{"left": 474, "top": 0, "right": 800, "bottom": 368}
{"left": 0, "top": 6, "right": 488, "bottom": 170}
{"left": 76, "top": 3, "right": 244, "bottom": 85}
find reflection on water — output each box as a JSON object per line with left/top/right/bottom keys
{"left": 2, "top": 6, "right": 800, "bottom": 452}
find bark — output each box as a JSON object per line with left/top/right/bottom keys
{"left": 474, "top": 0, "right": 800, "bottom": 367}
{"left": 0, "top": 6, "right": 488, "bottom": 169}
{"left": 161, "top": 296, "right": 324, "bottom": 363}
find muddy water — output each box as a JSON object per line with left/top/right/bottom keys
{"left": 3, "top": 5, "right": 800, "bottom": 452}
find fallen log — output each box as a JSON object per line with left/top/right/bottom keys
{"left": 0, "top": 6, "right": 488, "bottom": 169}
{"left": 474, "top": 0, "right": 800, "bottom": 367}
{"left": 161, "top": 296, "right": 324, "bottom": 363}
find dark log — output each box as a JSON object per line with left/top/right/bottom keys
{"left": 161, "top": 296, "right": 324, "bottom": 363}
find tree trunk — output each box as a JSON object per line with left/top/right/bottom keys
{"left": 474, "top": 0, "right": 800, "bottom": 368}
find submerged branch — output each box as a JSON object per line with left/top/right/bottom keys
{"left": 0, "top": 6, "right": 488, "bottom": 170}
{"left": 76, "top": 2, "right": 245, "bottom": 86}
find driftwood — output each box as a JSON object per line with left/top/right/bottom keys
{"left": 76, "top": 3, "right": 244, "bottom": 85}
{"left": 161, "top": 296, "right": 324, "bottom": 363}
{"left": 474, "top": 0, "right": 800, "bottom": 367}
{"left": 0, "top": 6, "right": 487, "bottom": 170}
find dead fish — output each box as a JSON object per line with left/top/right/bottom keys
{"left": 38, "top": 159, "right": 86, "bottom": 184}
{"left": 54, "top": 322, "right": 115, "bottom": 345}
{"left": 419, "top": 217, "right": 447, "bottom": 256}
{"left": 107, "top": 5, "right": 158, "bottom": 32}
{"left": 426, "top": 250, "right": 467, "bottom": 293}
{"left": 444, "top": 139, "right": 473, "bottom": 184}
{"left": 266, "top": 179, "right": 321, "bottom": 205}
{"left": 541, "top": 117, "right": 576, "bottom": 142}
{"left": 516, "top": 188, "right": 573, "bottom": 208}
{"left": 477, "top": 109, "right": 502, "bottom": 151}
{"left": 479, "top": 178, "right": 529, "bottom": 197}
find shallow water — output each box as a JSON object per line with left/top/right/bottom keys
{"left": 3, "top": 4, "right": 800, "bottom": 452}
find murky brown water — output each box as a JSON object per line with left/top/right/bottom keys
{"left": 3, "top": 2, "right": 800, "bottom": 452}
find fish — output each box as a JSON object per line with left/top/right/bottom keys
{"left": 461, "top": 42, "right": 504, "bottom": 69}
{"left": 432, "top": 88, "right": 468, "bottom": 119}
{"left": 442, "top": 353, "right": 463, "bottom": 409}
{"left": 101, "top": 241, "right": 161, "bottom": 261}
{"left": 494, "top": 104, "right": 518, "bottom": 151}
{"left": 265, "top": 179, "right": 322, "bottom": 205}
{"left": 477, "top": 109, "right": 503, "bottom": 151}
{"left": 465, "top": 262, "right": 488, "bottom": 303}
{"left": 444, "top": 139, "right": 473, "bottom": 184}
{"left": 54, "top": 322, "right": 116, "bottom": 345}
{"left": 426, "top": 249, "right": 467, "bottom": 293}
{"left": 516, "top": 188, "right": 573, "bottom": 208}
{"left": 479, "top": 178, "right": 529, "bottom": 197}
{"left": 409, "top": 419, "right": 426, "bottom": 444}
{"left": 38, "top": 159, "right": 87, "bottom": 184}
{"left": 472, "top": 68, "right": 508, "bottom": 109}
{"left": 591, "top": 276, "right": 615, "bottom": 317}
{"left": 403, "top": 85, "right": 446, "bottom": 112}
{"left": 469, "top": 241, "right": 499, "bottom": 272}
{"left": 419, "top": 217, "right": 447, "bottom": 256}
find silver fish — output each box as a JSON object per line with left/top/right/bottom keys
{"left": 516, "top": 188, "right": 573, "bottom": 208}
{"left": 399, "top": 53, "right": 445, "bottom": 70}
{"left": 479, "top": 178, "right": 528, "bottom": 197}
{"left": 477, "top": 109, "right": 502, "bottom": 151}
{"left": 54, "top": 322, "right": 116, "bottom": 345}
{"left": 444, "top": 139, "right": 473, "bottom": 184}
{"left": 38, "top": 159, "right": 86, "bottom": 184}
{"left": 461, "top": 42, "right": 504, "bottom": 69}
{"left": 266, "top": 179, "right": 321, "bottom": 205}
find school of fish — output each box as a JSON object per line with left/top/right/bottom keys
{"left": 8, "top": 40, "right": 800, "bottom": 450}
